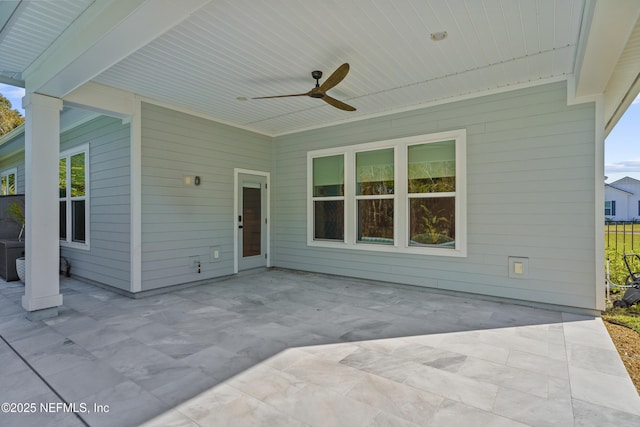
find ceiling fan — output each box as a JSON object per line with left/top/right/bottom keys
{"left": 252, "top": 63, "right": 356, "bottom": 111}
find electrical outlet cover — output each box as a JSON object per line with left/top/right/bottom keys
{"left": 508, "top": 256, "right": 529, "bottom": 279}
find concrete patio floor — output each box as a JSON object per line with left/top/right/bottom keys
{"left": 0, "top": 269, "right": 639, "bottom": 427}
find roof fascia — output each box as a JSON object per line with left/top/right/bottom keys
{"left": 0, "top": 75, "right": 24, "bottom": 88}
{"left": 604, "top": 17, "right": 640, "bottom": 136}
{"left": 573, "top": 0, "right": 640, "bottom": 99}
{"left": 0, "top": 123, "right": 24, "bottom": 146}
{"left": 606, "top": 184, "right": 633, "bottom": 196}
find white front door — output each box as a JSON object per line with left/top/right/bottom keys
{"left": 237, "top": 173, "right": 268, "bottom": 271}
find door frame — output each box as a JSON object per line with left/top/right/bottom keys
{"left": 234, "top": 168, "right": 271, "bottom": 273}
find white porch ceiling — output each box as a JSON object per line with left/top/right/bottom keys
{"left": 0, "top": 0, "right": 637, "bottom": 136}
{"left": 0, "top": 0, "right": 94, "bottom": 85}
{"left": 93, "top": 0, "right": 584, "bottom": 135}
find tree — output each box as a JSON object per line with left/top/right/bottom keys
{"left": 0, "top": 93, "right": 24, "bottom": 136}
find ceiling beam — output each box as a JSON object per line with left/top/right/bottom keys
{"left": 64, "top": 81, "right": 137, "bottom": 118}
{"left": 22, "top": 0, "right": 211, "bottom": 98}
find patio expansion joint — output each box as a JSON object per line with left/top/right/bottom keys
{"left": 0, "top": 330, "right": 89, "bottom": 427}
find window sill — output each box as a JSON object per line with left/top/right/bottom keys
{"left": 307, "top": 240, "right": 466, "bottom": 257}
{"left": 60, "top": 241, "right": 90, "bottom": 251}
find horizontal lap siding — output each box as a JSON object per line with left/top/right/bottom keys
{"left": 0, "top": 148, "right": 25, "bottom": 193}
{"left": 140, "top": 103, "right": 271, "bottom": 291}
{"left": 272, "top": 81, "right": 598, "bottom": 309}
{"left": 60, "top": 116, "right": 131, "bottom": 290}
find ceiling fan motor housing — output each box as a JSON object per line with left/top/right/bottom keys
{"left": 311, "top": 70, "right": 323, "bottom": 96}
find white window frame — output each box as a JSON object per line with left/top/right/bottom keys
{"left": 0, "top": 167, "right": 17, "bottom": 195}
{"left": 309, "top": 155, "right": 346, "bottom": 242}
{"left": 355, "top": 147, "right": 397, "bottom": 245}
{"left": 307, "top": 129, "right": 467, "bottom": 257}
{"left": 60, "top": 144, "right": 90, "bottom": 250}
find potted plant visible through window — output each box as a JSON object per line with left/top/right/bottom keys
{"left": 7, "top": 200, "right": 25, "bottom": 282}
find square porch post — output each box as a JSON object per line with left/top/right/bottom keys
{"left": 21, "top": 93, "right": 63, "bottom": 318}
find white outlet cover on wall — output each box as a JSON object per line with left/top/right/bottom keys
{"left": 508, "top": 256, "right": 529, "bottom": 279}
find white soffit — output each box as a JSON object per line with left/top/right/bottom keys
{"left": 604, "top": 16, "right": 640, "bottom": 134}
{"left": 574, "top": 0, "right": 640, "bottom": 99}
{"left": 23, "top": 0, "right": 211, "bottom": 98}
{"left": 93, "top": 0, "right": 585, "bottom": 136}
{"left": 0, "top": 0, "right": 94, "bottom": 84}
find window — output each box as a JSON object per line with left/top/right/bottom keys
{"left": 60, "top": 145, "right": 89, "bottom": 248}
{"left": 0, "top": 168, "right": 17, "bottom": 195}
{"left": 605, "top": 201, "right": 616, "bottom": 216}
{"left": 408, "top": 141, "right": 456, "bottom": 247}
{"left": 308, "top": 130, "right": 466, "bottom": 257}
{"left": 312, "top": 155, "right": 345, "bottom": 241}
{"left": 356, "top": 148, "right": 394, "bottom": 244}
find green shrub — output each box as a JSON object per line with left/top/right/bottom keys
{"left": 605, "top": 248, "right": 629, "bottom": 288}
{"left": 411, "top": 233, "right": 454, "bottom": 245}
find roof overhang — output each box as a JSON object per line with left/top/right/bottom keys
{"left": 3, "top": 0, "right": 639, "bottom": 136}
{"left": 22, "top": 0, "right": 210, "bottom": 98}
{"left": 605, "top": 184, "right": 634, "bottom": 196}
{"left": 573, "top": 0, "right": 640, "bottom": 135}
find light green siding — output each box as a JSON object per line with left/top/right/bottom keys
{"left": 140, "top": 103, "right": 272, "bottom": 290}
{"left": 0, "top": 149, "right": 25, "bottom": 194}
{"left": 0, "top": 116, "right": 132, "bottom": 290}
{"left": 60, "top": 116, "right": 132, "bottom": 290}
{"left": 0, "top": 81, "right": 600, "bottom": 310}
{"left": 272, "top": 81, "right": 597, "bottom": 309}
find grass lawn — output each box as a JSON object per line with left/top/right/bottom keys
{"left": 602, "top": 229, "right": 640, "bottom": 393}
{"left": 605, "top": 223, "right": 640, "bottom": 233}
{"left": 603, "top": 290, "right": 640, "bottom": 333}
{"left": 603, "top": 307, "right": 640, "bottom": 333}
{"left": 605, "top": 233, "right": 640, "bottom": 253}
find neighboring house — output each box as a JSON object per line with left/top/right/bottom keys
{"left": 0, "top": 1, "right": 639, "bottom": 316}
{"left": 605, "top": 177, "right": 640, "bottom": 221}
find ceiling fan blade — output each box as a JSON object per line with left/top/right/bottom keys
{"left": 252, "top": 93, "right": 308, "bottom": 99}
{"left": 319, "top": 63, "right": 350, "bottom": 93}
{"left": 322, "top": 95, "right": 356, "bottom": 111}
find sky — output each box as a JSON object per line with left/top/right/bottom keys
{"left": 603, "top": 94, "right": 640, "bottom": 183}
{"left": 0, "top": 83, "right": 25, "bottom": 114}
{"left": 1, "top": 83, "right": 638, "bottom": 180}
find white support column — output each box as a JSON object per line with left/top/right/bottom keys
{"left": 21, "top": 93, "right": 63, "bottom": 317}
{"left": 594, "top": 96, "right": 606, "bottom": 311}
